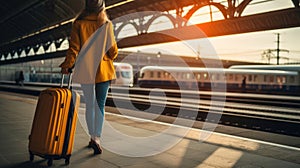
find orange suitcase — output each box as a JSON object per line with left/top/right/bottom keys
{"left": 28, "top": 74, "right": 80, "bottom": 166}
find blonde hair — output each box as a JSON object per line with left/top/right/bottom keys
{"left": 97, "top": 9, "right": 109, "bottom": 26}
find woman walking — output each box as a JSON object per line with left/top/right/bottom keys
{"left": 60, "top": 0, "right": 118, "bottom": 155}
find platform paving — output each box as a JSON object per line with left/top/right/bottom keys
{"left": 0, "top": 91, "right": 300, "bottom": 168}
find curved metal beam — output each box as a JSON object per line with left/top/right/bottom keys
{"left": 144, "top": 13, "right": 176, "bottom": 33}
{"left": 183, "top": 2, "right": 227, "bottom": 25}
{"left": 115, "top": 21, "right": 139, "bottom": 39}
{"left": 236, "top": 0, "right": 253, "bottom": 17}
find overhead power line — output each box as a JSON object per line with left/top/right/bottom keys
{"left": 262, "top": 33, "right": 289, "bottom": 65}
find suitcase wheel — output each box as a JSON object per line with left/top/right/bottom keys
{"left": 47, "top": 159, "right": 53, "bottom": 166}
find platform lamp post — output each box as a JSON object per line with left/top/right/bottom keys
{"left": 157, "top": 51, "right": 161, "bottom": 65}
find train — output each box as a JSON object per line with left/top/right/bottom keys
{"left": 137, "top": 65, "right": 300, "bottom": 94}
{"left": 17, "top": 62, "right": 134, "bottom": 87}
{"left": 111, "top": 62, "right": 134, "bottom": 87}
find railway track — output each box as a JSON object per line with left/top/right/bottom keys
{"left": 1, "top": 82, "right": 300, "bottom": 136}
{"left": 107, "top": 87, "right": 300, "bottom": 136}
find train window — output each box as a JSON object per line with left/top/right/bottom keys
{"left": 166, "top": 72, "right": 172, "bottom": 79}
{"left": 176, "top": 72, "right": 180, "bottom": 79}
{"left": 282, "top": 76, "right": 286, "bottom": 83}
{"left": 164, "top": 72, "right": 168, "bottom": 78}
{"left": 248, "top": 75, "right": 252, "bottom": 82}
{"left": 290, "top": 76, "right": 295, "bottom": 83}
{"left": 181, "top": 73, "right": 186, "bottom": 79}
{"left": 216, "top": 74, "right": 220, "bottom": 80}
{"left": 276, "top": 76, "right": 286, "bottom": 84}
{"left": 140, "top": 73, "right": 144, "bottom": 78}
{"left": 121, "top": 72, "right": 131, "bottom": 78}
{"left": 203, "top": 73, "right": 208, "bottom": 80}
{"left": 221, "top": 74, "right": 225, "bottom": 80}
{"left": 270, "top": 76, "right": 274, "bottom": 83}
{"left": 196, "top": 73, "right": 201, "bottom": 80}
{"left": 234, "top": 75, "right": 238, "bottom": 81}
{"left": 253, "top": 75, "right": 257, "bottom": 82}
{"left": 157, "top": 72, "right": 161, "bottom": 78}
{"left": 164, "top": 72, "right": 170, "bottom": 79}
{"left": 191, "top": 73, "right": 195, "bottom": 79}
{"left": 277, "top": 76, "right": 280, "bottom": 83}
{"left": 228, "top": 74, "right": 233, "bottom": 80}
{"left": 181, "top": 73, "right": 185, "bottom": 79}
{"left": 186, "top": 73, "right": 191, "bottom": 79}
{"left": 150, "top": 71, "right": 154, "bottom": 78}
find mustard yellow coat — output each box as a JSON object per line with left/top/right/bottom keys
{"left": 60, "top": 13, "right": 118, "bottom": 83}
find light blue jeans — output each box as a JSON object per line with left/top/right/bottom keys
{"left": 81, "top": 81, "right": 110, "bottom": 137}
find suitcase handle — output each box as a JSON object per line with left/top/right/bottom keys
{"left": 60, "top": 72, "right": 73, "bottom": 89}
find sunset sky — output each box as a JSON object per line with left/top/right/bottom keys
{"left": 120, "top": 0, "right": 300, "bottom": 64}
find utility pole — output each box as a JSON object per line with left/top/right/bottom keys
{"left": 274, "top": 33, "right": 289, "bottom": 65}
{"left": 261, "top": 49, "right": 274, "bottom": 64}
{"left": 262, "top": 33, "right": 289, "bottom": 64}
{"left": 276, "top": 33, "right": 280, "bottom": 65}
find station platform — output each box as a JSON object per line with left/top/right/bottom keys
{"left": 0, "top": 91, "right": 300, "bottom": 168}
